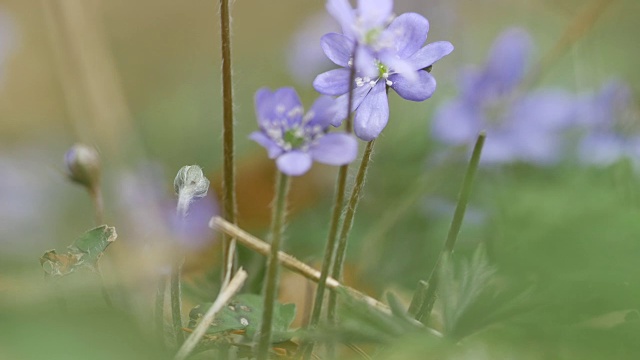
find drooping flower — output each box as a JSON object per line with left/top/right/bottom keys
{"left": 431, "top": 28, "right": 576, "bottom": 165}
{"left": 117, "top": 163, "right": 219, "bottom": 251}
{"left": 575, "top": 80, "right": 640, "bottom": 168}
{"left": 250, "top": 87, "right": 358, "bottom": 176}
{"left": 314, "top": 0, "right": 454, "bottom": 141}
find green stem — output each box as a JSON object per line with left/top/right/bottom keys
{"left": 155, "top": 276, "right": 167, "bottom": 343}
{"left": 327, "top": 139, "right": 377, "bottom": 328}
{"left": 416, "top": 132, "right": 486, "bottom": 324}
{"left": 308, "top": 166, "right": 348, "bottom": 324}
{"left": 407, "top": 280, "right": 429, "bottom": 317}
{"left": 88, "top": 186, "right": 115, "bottom": 308}
{"left": 256, "top": 172, "right": 291, "bottom": 360}
{"left": 219, "top": 0, "right": 238, "bottom": 287}
{"left": 89, "top": 186, "right": 104, "bottom": 225}
{"left": 301, "top": 43, "right": 359, "bottom": 360}
{"left": 171, "top": 259, "right": 185, "bottom": 346}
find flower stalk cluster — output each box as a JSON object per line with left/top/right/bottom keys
{"left": 210, "top": 0, "right": 451, "bottom": 357}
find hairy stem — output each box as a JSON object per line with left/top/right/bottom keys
{"left": 171, "top": 259, "right": 185, "bottom": 346}
{"left": 219, "top": 0, "right": 238, "bottom": 289}
{"left": 327, "top": 139, "right": 377, "bottom": 326}
{"left": 302, "top": 43, "right": 360, "bottom": 359}
{"left": 256, "top": 172, "right": 291, "bottom": 359}
{"left": 155, "top": 276, "right": 167, "bottom": 343}
{"left": 416, "top": 132, "right": 486, "bottom": 323}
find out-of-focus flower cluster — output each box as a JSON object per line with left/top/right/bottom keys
{"left": 430, "top": 27, "right": 639, "bottom": 168}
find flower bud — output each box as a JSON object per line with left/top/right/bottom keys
{"left": 64, "top": 144, "right": 101, "bottom": 189}
{"left": 174, "top": 165, "right": 210, "bottom": 217}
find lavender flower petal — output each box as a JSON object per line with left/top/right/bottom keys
{"left": 331, "top": 84, "right": 372, "bottom": 126}
{"left": 484, "top": 28, "right": 532, "bottom": 91}
{"left": 389, "top": 70, "right": 436, "bottom": 101}
{"left": 306, "top": 95, "right": 339, "bottom": 129}
{"left": 385, "top": 12, "right": 429, "bottom": 58}
{"left": 407, "top": 41, "right": 454, "bottom": 70}
{"left": 255, "top": 87, "right": 303, "bottom": 126}
{"left": 355, "top": 46, "right": 379, "bottom": 79}
{"left": 310, "top": 133, "right": 358, "bottom": 165}
{"left": 313, "top": 68, "right": 352, "bottom": 96}
{"left": 354, "top": 81, "right": 389, "bottom": 141}
{"left": 250, "top": 131, "right": 283, "bottom": 159}
{"left": 276, "top": 151, "right": 313, "bottom": 176}
{"left": 326, "top": 0, "right": 356, "bottom": 38}
{"left": 357, "top": 0, "right": 393, "bottom": 30}
{"left": 380, "top": 52, "right": 417, "bottom": 82}
{"left": 510, "top": 90, "right": 576, "bottom": 130}
{"left": 578, "top": 133, "right": 625, "bottom": 166}
{"left": 431, "top": 100, "right": 481, "bottom": 145}
{"left": 321, "top": 32, "right": 354, "bottom": 67}
{"left": 480, "top": 131, "right": 518, "bottom": 164}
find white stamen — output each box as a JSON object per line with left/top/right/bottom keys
{"left": 386, "top": 80, "right": 393, "bottom": 86}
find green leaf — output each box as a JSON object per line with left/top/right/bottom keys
{"left": 439, "top": 245, "right": 496, "bottom": 337}
{"left": 325, "top": 288, "right": 424, "bottom": 345}
{"left": 39, "top": 225, "right": 117, "bottom": 277}
{"left": 188, "top": 294, "right": 297, "bottom": 344}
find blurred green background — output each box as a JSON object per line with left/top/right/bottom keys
{"left": 1, "top": 0, "right": 640, "bottom": 358}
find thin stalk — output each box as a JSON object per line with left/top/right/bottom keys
{"left": 256, "top": 172, "right": 291, "bottom": 360}
{"left": 327, "top": 140, "right": 377, "bottom": 325}
{"left": 171, "top": 258, "right": 185, "bottom": 346}
{"left": 416, "top": 132, "right": 486, "bottom": 323}
{"left": 302, "top": 43, "right": 359, "bottom": 359}
{"left": 219, "top": 0, "right": 238, "bottom": 289}
{"left": 89, "top": 187, "right": 104, "bottom": 225}
{"left": 156, "top": 276, "right": 167, "bottom": 343}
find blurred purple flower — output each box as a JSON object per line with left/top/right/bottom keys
{"left": 314, "top": 0, "right": 453, "bottom": 141}
{"left": 0, "top": 146, "right": 71, "bottom": 257}
{"left": 250, "top": 87, "right": 358, "bottom": 176}
{"left": 432, "top": 28, "right": 575, "bottom": 165}
{"left": 576, "top": 80, "right": 640, "bottom": 167}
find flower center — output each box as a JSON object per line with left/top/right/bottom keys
{"left": 364, "top": 28, "right": 382, "bottom": 45}
{"left": 283, "top": 128, "right": 306, "bottom": 149}
{"left": 354, "top": 60, "right": 393, "bottom": 88}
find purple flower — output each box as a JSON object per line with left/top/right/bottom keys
{"left": 314, "top": 0, "right": 454, "bottom": 141}
{"left": 250, "top": 87, "right": 358, "bottom": 176}
{"left": 576, "top": 80, "right": 640, "bottom": 167}
{"left": 432, "top": 28, "right": 576, "bottom": 165}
